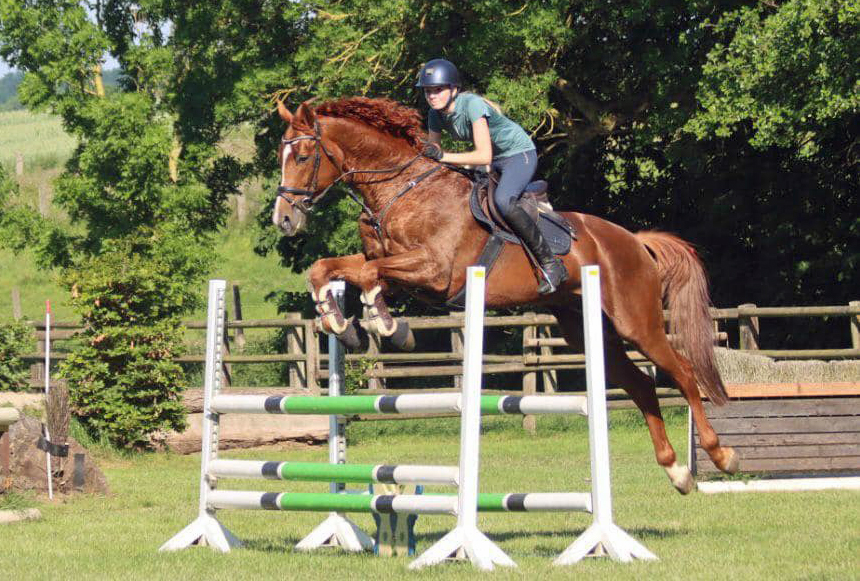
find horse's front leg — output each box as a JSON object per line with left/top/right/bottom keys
{"left": 356, "top": 248, "right": 446, "bottom": 352}
{"left": 307, "top": 254, "right": 370, "bottom": 349}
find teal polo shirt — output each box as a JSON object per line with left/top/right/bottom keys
{"left": 428, "top": 92, "right": 535, "bottom": 160}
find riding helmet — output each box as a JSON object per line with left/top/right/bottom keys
{"left": 415, "top": 59, "right": 462, "bottom": 88}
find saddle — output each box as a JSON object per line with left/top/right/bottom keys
{"left": 446, "top": 171, "right": 576, "bottom": 308}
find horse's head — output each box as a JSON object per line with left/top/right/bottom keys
{"left": 272, "top": 100, "right": 344, "bottom": 235}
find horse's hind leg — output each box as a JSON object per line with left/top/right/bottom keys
{"left": 551, "top": 308, "right": 694, "bottom": 494}
{"left": 611, "top": 307, "right": 739, "bottom": 476}
{"left": 604, "top": 336, "right": 696, "bottom": 494}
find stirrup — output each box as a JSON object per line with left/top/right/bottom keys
{"left": 536, "top": 260, "right": 568, "bottom": 295}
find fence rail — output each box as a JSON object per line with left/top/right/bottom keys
{"left": 19, "top": 299, "right": 860, "bottom": 399}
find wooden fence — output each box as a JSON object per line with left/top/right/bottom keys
{"left": 19, "top": 295, "right": 860, "bottom": 401}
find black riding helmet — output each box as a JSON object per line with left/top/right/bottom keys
{"left": 416, "top": 59, "right": 462, "bottom": 88}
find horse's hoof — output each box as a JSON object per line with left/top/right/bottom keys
{"left": 336, "top": 318, "right": 363, "bottom": 351}
{"left": 389, "top": 322, "right": 415, "bottom": 351}
{"left": 720, "top": 447, "right": 740, "bottom": 474}
{"left": 666, "top": 463, "right": 695, "bottom": 495}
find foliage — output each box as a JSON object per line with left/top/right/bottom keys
{"left": 58, "top": 233, "right": 201, "bottom": 449}
{"left": 688, "top": 0, "right": 859, "bottom": 154}
{"left": 0, "top": 317, "right": 33, "bottom": 390}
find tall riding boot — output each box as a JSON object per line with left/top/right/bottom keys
{"left": 504, "top": 203, "right": 569, "bottom": 294}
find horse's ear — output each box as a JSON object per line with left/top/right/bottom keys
{"left": 295, "top": 100, "right": 317, "bottom": 127}
{"left": 277, "top": 100, "right": 293, "bottom": 124}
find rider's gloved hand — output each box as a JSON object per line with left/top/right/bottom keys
{"left": 421, "top": 141, "right": 443, "bottom": 161}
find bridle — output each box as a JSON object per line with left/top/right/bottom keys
{"left": 276, "top": 120, "right": 339, "bottom": 215}
{"left": 275, "top": 120, "right": 437, "bottom": 234}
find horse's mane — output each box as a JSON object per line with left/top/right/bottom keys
{"left": 301, "top": 97, "right": 425, "bottom": 151}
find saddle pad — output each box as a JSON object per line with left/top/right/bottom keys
{"left": 469, "top": 185, "right": 573, "bottom": 256}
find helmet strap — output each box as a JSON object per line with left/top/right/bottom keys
{"left": 443, "top": 86, "right": 458, "bottom": 113}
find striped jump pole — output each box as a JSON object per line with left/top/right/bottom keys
{"left": 207, "top": 491, "right": 591, "bottom": 514}
{"left": 553, "top": 265, "right": 656, "bottom": 564}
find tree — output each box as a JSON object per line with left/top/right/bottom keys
{"left": 0, "top": 0, "right": 229, "bottom": 446}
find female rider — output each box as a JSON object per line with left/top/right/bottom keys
{"left": 416, "top": 58, "right": 567, "bottom": 294}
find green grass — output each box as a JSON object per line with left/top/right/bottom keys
{"left": 0, "top": 109, "right": 76, "bottom": 172}
{"left": 0, "top": 412, "right": 856, "bottom": 580}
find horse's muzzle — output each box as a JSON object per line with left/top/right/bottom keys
{"left": 272, "top": 199, "right": 307, "bottom": 236}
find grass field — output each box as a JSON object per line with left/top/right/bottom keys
{"left": 0, "top": 412, "right": 857, "bottom": 580}
{"left": 0, "top": 109, "right": 77, "bottom": 172}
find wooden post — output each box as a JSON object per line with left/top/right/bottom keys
{"left": 231, "top": 284, "right": 245, "bottom": 352}
{"left": 11, "top": 288, "right": 21, "bottom": 321}
{"left": 738, "top": 303, "right": 759, "bottom": 350}
{"left": 15, "top": 152, "right": 23, "bottom": 176}
{"left": 235, "top": 194, "right": 247, "bottom": 223}
{"left": 365, "top": 332, "right": 384, "bottom": 391}
{"left": 38, "top": 186, "right": 50, "bottom": 217}
{"left": 305, "top": 320, "right": 320, "bottom": 395}
{"left": 522, "top": 312, "right": 537, "bottom": 434}
{"left": 850, "top": 301, "right": 860, "bottom": 350}
{"left": 31, "top": 322, "right": 45, "bottom": 387}
{"left": 221, "top": 308, "right": 232, "bottom": 388}
{"left": 450, "top": 311, "right": 465, "bottom": 390}
{"left": 539, "top": 324, "right": 558, "bottom": 393}
{"left": 286, "top": 312, "right": 305, "bottom": 389}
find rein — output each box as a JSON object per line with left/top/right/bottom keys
{"left": 277, "top": 122, "right": 438, "bottom": 239}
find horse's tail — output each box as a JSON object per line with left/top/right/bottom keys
{"left": 635, "top": 231, "right": 728, "bottom": 405}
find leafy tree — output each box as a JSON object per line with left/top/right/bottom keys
{"left": 0, "top": 0, "right": 227, "bottom": 446}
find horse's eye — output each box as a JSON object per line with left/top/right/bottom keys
{"left": 296, "top": 155, "right": 310, "bottom": 164}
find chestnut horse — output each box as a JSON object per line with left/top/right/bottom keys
{"left": 271, "top": 97, "right": 738, "bottom": 493}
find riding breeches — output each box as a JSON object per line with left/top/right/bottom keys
{"left": 491, "top": 149, "right": 538, "bottom": 219}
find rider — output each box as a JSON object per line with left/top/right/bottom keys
{"left": 416, "top": 58, "right": 568, "bottom": 294}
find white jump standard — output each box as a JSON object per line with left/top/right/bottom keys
{"left": 160, "top": 266, "right": 656, "bottom": 568}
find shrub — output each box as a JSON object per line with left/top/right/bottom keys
{"left": 59, "top": 232, "right": 207, "bottom": 449}
{"left": 0, "top": 319, "right": 34, "bottom": 390}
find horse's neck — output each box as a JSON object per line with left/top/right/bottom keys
{"left": 333, "top": 119, "right": 421, "bottom": 212}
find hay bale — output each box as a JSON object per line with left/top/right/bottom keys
{"left": 715, "top": 348, "right": 860, "bottom": 384}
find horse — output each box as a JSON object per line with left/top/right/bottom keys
{"left": 271, "top": 96, "right": 739, "bottom": 494}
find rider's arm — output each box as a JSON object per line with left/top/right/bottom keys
{"left": 440, "top": 117, "right": 492, "bottom": 166}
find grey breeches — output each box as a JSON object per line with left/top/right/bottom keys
{"left": 491, "top": 149, "right": 538, "bottom": 219}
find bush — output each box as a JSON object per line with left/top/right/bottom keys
{"left": 59, "top": 232, "right": 207, "bottom": 449}
{"left": 0, "top": 319, "right": 34, "bottom": 390}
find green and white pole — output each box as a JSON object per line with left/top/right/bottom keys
{"left": 553, "top": 266, "right": 657, "bottom": 565}
{"left": 160, "top": 279, "right": 240, "bottom": 552}
{"left": 409, "top": 266, "right": 516, "bottom": 571}
{"left": 296, "top": 280, "right": 374, "bottom": 553}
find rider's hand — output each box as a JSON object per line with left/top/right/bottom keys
{"left": 421, "top": 141, "right": 443, "bottom": 161}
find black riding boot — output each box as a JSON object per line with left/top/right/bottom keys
{"left": 504, "top": 203, "right": 569, "bottom": 294}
